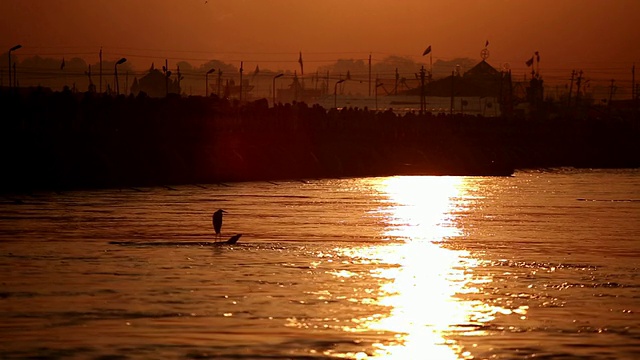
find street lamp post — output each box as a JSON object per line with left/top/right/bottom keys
{"left": 419, "top": 66, "right": 427, "bottom": 114}
{"left": 114, "top": 57, "right": 127, "bottom": 95}
{"left": 375, "top": 80, "right": 384, "bottom": 111}
{"left": 334, "top": 79, "right": 345, "bottom": 109}
{"left": 272, "top": 73, "right": 284, "bottom": 106}
{"left": 8, "top": 44, "right": 22, "bottom": 90}
{"left": 205, "top": 68, "right": 215, "bottom": 97}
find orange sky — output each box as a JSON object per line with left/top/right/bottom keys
{"left": 2, "top": 0, "right": 639, "bottom": 84}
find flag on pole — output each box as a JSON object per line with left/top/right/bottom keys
{"left": 60, "top": 57, "right": 65, "bottom": 70}
{"left": 485, "top": 40, "right": 489, "bottom": 47}
{"left": 422, "top": 45, "right": 432, "bottom": 56}
{"left": 298, "top": 52, "right": 304, "bottom": 75}
{"left": 535, "top": 51, "right": 540, "bottom": 62}
{"left": 525, "top": 56, "right": 534, "bottom": 67}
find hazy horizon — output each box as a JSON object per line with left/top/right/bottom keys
{"left": 2, "top": 0, "right": 639, "bottom": 95}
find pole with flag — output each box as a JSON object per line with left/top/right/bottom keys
{"left": 526, "top": 54, "right": 535, "bottom": 78}
{"left": 298, "top": 52, "right": 304, "bottom": 76}
{"left": 422, "top": 45, "right": 432, "bottom": 80}
{"left": 421, "top": 46, "right": 432, "bottom": 112}
{"left": 298, "top": 52, "right": 306, "bottom": 91}
{"left": 525, "top": 56, "right": 534, "bottom": 67}
{"left": 535, "top": 51, "right": 540, "bottom": 78}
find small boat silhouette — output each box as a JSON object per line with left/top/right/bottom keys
{"left": 222, "top": 233, "right": 242, "bottom": 245}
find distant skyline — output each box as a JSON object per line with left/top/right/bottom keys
{"left": 2, "top": 0, "right": 639, "bottom": 86}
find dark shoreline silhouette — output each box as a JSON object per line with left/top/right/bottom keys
{"left": 1, "top": 88, "right": 638, "bottom": 193}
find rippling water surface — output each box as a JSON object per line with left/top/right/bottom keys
{"left": 1, "top": 169, "right": 639, "bottom": 359}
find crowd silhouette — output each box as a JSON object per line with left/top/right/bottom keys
{"left": 0, "top": 87, "right": 638, "bottom": 192}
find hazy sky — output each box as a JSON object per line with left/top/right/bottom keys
{"left": 2, "top": 0, "right": 639, "bottom": 82}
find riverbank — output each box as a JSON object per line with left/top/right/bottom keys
{"left": 1, "top": 89, "right": 638, "bottom": 193}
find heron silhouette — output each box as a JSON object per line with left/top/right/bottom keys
{"left": 212, "top": 209, "right": 226, "bottom": 240}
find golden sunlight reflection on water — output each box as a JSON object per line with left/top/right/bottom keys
{"left": 340, "top": 176, "right": 510, "bottom": 359}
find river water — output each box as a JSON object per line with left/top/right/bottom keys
{"left": 1, "top": 169, "right": 638, "bottom": 359}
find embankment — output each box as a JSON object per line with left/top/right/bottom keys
{"left": 1, "top": 89, "right": 638, "bottom": 192}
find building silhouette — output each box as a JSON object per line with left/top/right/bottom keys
{"left": 131, "top": 64, "right": 181, "bottom": 97}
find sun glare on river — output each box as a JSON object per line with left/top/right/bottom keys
{"left": 338, "top": 176, "right": 488, "bottom": 359}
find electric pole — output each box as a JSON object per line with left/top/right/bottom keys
{"left": 568, "top": 70, "right": 575, "bottom": 107}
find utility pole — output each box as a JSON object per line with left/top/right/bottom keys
{"left": 632, "top": 64, "right": 636, "bottom": 101}
{"left": 394, "top": 68, "right": 399, "bottom": 96}
{"left": 608, "top": 79, "right": 616, "bottom": 107}
{"left": 368, "top": 53, "right": 372, "bottom": 97}
{"left": 162, "top": 59, "right": 171, "bottom": 96}
{"left": 568, "top": 70, "right": 575, "bottom": 107}
{"left": 85, "top": 65, "right": 94, "bottom": 92}
{"left": 99, "top": 47, "right": 103, "bottom": 93}
{"left": 419, "top": 66, "right": 426, "bottom": 114}
{"left": 429, "top": 50, "right": 433, "bottom": 82}
{"left": 326, "top": 71, "right": 330, "bottom": 95}
{"left": 239, "top": 61, "right": 243, "bottom": 103}
{"left": 575, "top": 70, "right": 583, "bottom": 104}
{"left": 505, "top": 69, "right": 513, "bottom": 118}
{"left": 634, "top": 64, "right": 639, "bottom": 120}
{"left": 450, "top": 71, "right": 455, "bottom": 116}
